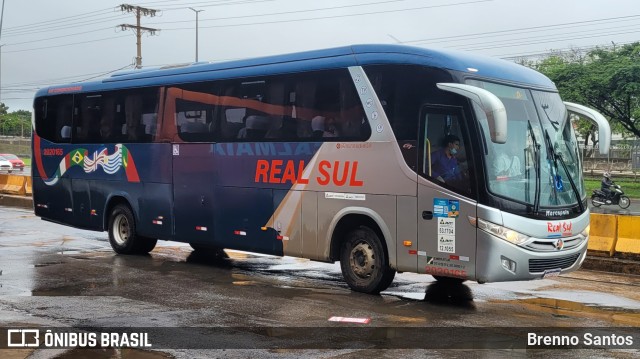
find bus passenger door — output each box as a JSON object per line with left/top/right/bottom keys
{"left": 172, "top": 143, "right": 216, "bottom": 246}
{"left": 416, "top": 105, "right": 477, "bottom": 280}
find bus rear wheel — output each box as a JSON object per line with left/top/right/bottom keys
{"left": 108, "top": 204, "right": 157, "bottom": 254}
{"left": 340, "top": 226, "right": 395, "bottom": 294}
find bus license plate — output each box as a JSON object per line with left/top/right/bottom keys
{"left": 542, "top": 268, "right": 562, "bottom": 278}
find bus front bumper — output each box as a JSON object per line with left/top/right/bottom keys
{"left": 475, "top": 230, "right": 588, "bottom": 283}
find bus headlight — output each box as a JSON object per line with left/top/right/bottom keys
{"left": 478, "top": 218, "right": 529, "bottom": 245}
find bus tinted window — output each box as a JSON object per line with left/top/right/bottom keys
{"left": 35, "top": 95, "right": 74, "bottom": 143}
{"left": 168, "top": 82, "right": 218, "bottom": 142}
{"left": 364, "top": 65, "right": 455, "bottom": 141}
{"left": 167, "top": 69, "right": 370, "bottom": 143}
{"left": 364, "top": 65, "right": 460, "bottom": 173}
{"left": 72, "top": 88, "right": 160, "bottom": 144}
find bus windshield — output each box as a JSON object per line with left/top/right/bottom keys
{"left": 467, "top": 80, "right": 584, "bottom": 208}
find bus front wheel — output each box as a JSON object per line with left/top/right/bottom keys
{"left": 339, "top": 226, "right": 395, "bottom": 294}
{"left": 108, "top": 204, "right": 157, "bottom": 254}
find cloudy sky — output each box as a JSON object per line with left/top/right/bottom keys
{"left": 1, "top": 0, "right": 639, "bottom": 111}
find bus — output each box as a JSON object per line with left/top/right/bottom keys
{"left": 32, "top": 44, "right": 611, "bottom": 294}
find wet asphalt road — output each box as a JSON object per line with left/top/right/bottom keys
{"left": 1, "top": 206, "right": 640, "bottom": 358}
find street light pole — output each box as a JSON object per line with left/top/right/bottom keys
{"left": 188, "top": 7, "right": 204, "bottom": 62}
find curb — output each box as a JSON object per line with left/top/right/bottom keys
{"left": 0, "top": 194, "right": 33, "bottom": 209}
{"left": 582, "top": 255, "right": 640, "bottom": 276}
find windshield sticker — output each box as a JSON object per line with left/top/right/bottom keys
{"left": 554, "top": 175, "right": 564, "bottom": 191}
{"left": 433, "top": 198, "right": 460, "bottom": 218}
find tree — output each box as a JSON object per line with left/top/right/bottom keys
{"left": 534, "top": 42, "right": 640, "bottom": 141}
{"left": 0, "top": 104, "right": 32, "bottom": 137}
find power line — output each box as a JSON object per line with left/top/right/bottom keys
{"left": 3, "top": 7, "right": 114, "bottom": 32}
{"left": 1, "top": 63, "right": 137, "bottom": 95}
{"left": 3, "top": 35, "right": 129, "bottom": 54}
{"left": 4, "top": 14, "right": 128, "bottom": 38}
{"left": 5, "top": 27, "right": 114, "bottom": 47}
{"left": 156, "top": 0, "right": 274, "bottom": 11}
{"left": 405, "top": 18, "right": 640, "bottom": 46}
{"left": 75, "top": 63, "right": 136, "bottom": 82}
{"left": 457, "top": 29, "right": 640, "bottom": 52}
{"left": 496, "top": 41, "right": 638, "bottom": 59}
{"left": 148, "top": 0, "right": 412, "bottom": 25}
{"left": 160, "top": 0, "right": 494, "bottom": 30}
{"left": 403, "top": 14, "right": 640, "bottom": 45}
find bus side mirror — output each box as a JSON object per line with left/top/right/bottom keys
{"left": 564, "top": 102, "right": 611, "bottom": 156}
{"left": 437, "top": 83, "right": 507, "bottom": 144}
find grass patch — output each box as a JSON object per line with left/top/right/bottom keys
{"left": 20, "top": 157, "right": 31, "bottom": 166}
{"left": 584, "top": 177, "right": 640, "bottom": 199}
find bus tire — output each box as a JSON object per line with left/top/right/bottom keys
{"left": 340, "top": 226, "right": 395, "bottom": 294}
{"left": 136, "top": 236, "right": 158, "bottom": 254}
{"left": 108, "top": 204, "right": 156, "bottom": 254}
{"left": 433, "top": 275, "right": 466, "bottom": 284}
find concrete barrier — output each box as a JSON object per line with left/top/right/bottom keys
{"left": 588, "top": 213, "right": 618, "bottom": 256}
{"left": 615, "top": 216, "right": 640, "bottom": 256}
{"left": 0, "top": 174, "right": 27, "bottom": 196}
{"left": 0, "top": 175, "right": 7, "bottom": 191}
{"left": 0, "top": 194, "right": 33, "bottom": 209}
{"left": 24, "top": 176, "right": 32, "bottom": 195}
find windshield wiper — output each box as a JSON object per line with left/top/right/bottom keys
{"left": 541, "top": 104, "right": 560, "bottom": 131}
{"left": 544, "top": 129, "right": 584, "bottom": 212}
{"left": 528, "top": 121, "right": 541, "bottom": 213}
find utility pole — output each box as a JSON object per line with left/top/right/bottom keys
{"left": 188, "top": 8, "right": 204, "bottom": 62}
{"left": 119, "top": 4, "right": 160, "bottom": 69}
{"left": 0, "top": 0, "right": 6, "bottom": 106}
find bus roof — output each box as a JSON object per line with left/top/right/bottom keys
{"left": 36, "top": 44, "right": 556, "bottom": 97}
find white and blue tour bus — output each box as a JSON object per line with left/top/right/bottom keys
{"left": 32, "top": 44, "right": 611, "bottom": 293}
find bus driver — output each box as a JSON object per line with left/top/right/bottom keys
{"left": 431, "top": 134, "right": 462, "bottom": 184}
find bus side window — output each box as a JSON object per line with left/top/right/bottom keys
{"left": 74, "top": 95, "right": 101, "bottom": 143}
{"left": 124, "top": 94, "right": 143, "bottom": 141}
{"left": 35, "top": 96, "right": 73, "bottom": 143}
{"left": 419, "top": 107, "right": 472, "bottom": 195}
{"left": 120, "top": 88, "right": 159, "bottom": 142}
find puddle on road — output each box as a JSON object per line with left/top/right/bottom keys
{"left": 497, "top": 297, "right": 640, "bottom": 325}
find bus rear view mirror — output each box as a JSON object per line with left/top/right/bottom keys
{"left": 564, "top": 102, "right": 611, "bottom": 156}
{"left": 437, "top": 83, "right": 507, "bottom": 144}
